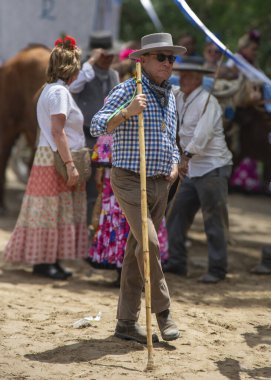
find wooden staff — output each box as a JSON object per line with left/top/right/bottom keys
{"left": 136, "top": 61, "right": 154, "bottom": 371}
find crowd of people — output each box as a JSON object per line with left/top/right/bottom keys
{"left": 3, "top": 28, "right": 271, "bottom": 344}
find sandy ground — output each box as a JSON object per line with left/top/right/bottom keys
{"left": 0, "top": 171, "right": 271, "bottom": 380}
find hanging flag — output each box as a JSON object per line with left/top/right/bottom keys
{"left": 140, "top": 0, "right": 164, "bottom": 32}
{"left": 174, "top": 0, "right": 271, "bottom": 85}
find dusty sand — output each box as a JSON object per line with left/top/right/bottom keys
{"left": 1, "top": 171, "right": 271, "bottom": 380}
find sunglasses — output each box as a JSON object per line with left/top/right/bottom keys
{"left": 147, "top": 53, "right": 176, "bottom": 64}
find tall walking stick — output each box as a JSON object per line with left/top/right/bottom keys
{"left": 136, "top": 61, "right": 154, "bottom": 371}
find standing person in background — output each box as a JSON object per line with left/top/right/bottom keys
{"left": 4, "top": 36, "right": 88, "bottom": 279}
{"left": 169, "top": 31, "right": 202, "bottom": 86}
{"left": 163, "top": 57, "right": 232, "bottom": 284}
{"left": 202, "top": 37, "right": 233, "bottom": 81}
{"left": 176, "top": 32, "right": 201, "bottom": 63}
{"left": 91, "top": 33, "right": 186, "bottom": 344}
{"left": 226, "top": 29, "right": 261, "bottom": 78}
{"left": 226, "top": 30, "right": 267, "bottom": 194}
{"left": 203, "top": 39, "right": 222, "bottom": 71}
{"left": 69, "top": 31, "right": 119, "bottom": 225}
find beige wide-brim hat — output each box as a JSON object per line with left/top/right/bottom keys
{"left": 173, "top": 57, "right": 215, "bottom": 74}
{"left": 129, "top": 33, "right": 186, "bottom": 60}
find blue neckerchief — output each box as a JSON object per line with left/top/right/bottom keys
{"left": 142, "top": 77, "right": 168, "bottom": 129}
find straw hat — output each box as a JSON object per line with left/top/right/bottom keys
{"left": 129, "top": 33, "right": 186, "bottom": 60}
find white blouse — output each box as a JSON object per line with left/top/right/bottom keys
{"left": 37, "top": 79, "right": 85, "bottom": 151}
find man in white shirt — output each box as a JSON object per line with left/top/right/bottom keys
{"left": 69, "top": 31, "right": 119, "bottom": 224}
{"left": 164, "top": 57, "right": 232, "bottom": 283}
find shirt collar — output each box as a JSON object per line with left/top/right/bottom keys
{"left": 56, "top": 79, "right": 68, "bottom": 87}
{"left": 142, "top": 71, "right": 171, "bottom": 90}
{"left": 183, "top": 86, "right": 203, "bottom": 103}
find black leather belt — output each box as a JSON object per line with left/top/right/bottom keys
{"left": 121, "top": 168, "right": 165, "bottom": 179}
{"left": 148, "top": 174, "right": 166, "bottom": 179}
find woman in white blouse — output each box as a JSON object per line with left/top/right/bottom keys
{"left": 4, "top": 36, "right": 88, "bottom": 279}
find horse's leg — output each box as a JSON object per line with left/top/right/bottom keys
{"left": 24, "top": 120, "right": 38, "bottom": 170}
{"left": 0, "top": 130, "right": 20, "bottom": 214}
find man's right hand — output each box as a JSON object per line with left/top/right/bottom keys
{"left": 127, "top": 94, "right": 147, "bottom": 117}
{"left": 88, "top": 49, "right": 104, "bottom": 65}
{"left": 178, "top": 157, "right": 189, "bottom": 182}
{"left": 107, "top": 94, "right": 147, "bottom": 134}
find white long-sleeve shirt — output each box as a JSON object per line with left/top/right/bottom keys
{"left": 69, "top": 62, "right": 95, "bottom": 93}
{"left": 175, "top": 86, "right": 232, "bottom": 178}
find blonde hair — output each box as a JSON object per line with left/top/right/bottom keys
{"left": 46, "top": 45, "right": 81, "bottom": 83}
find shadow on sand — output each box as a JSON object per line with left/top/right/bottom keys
{"left": 24, "top": 336, "right": 176, "bottom": 371}
{"left": 217, "top": 357, "right": 271, "bottom": 380}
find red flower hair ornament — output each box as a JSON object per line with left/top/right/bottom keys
{"left": 54, "top": 35, "right": 77, "bottom": 50}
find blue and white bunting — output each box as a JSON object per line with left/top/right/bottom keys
{"left": 140, "top": 0, "right": 164, "bottom": 32}
{"left": 174, "top": 0, "right": 271, "bottom": 85}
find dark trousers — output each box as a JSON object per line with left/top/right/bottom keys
{"left": 167, "top": 165, "right": 232, "bottom": 278}
{"left": 84, "top": 128, "right": 97, "bottom": 225}
{"left": 262, "top": 246, "right": 271, "bottom": 268}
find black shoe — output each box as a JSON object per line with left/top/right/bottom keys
{"left": 250, "top": 264, "right": 271, "bottom": 275}
{"left": 55, "top": 261, "right": 72, "bottom": 277}
{"left": 162, "top": 262, "right": 187, "bottom": 276}
{"left": 115, "top": 320, "right": 159, "bottom": 344}
{"left": 84, "top": 257, "right": 116, "bottom": 270}
{"left": 33, "top": 264, "right": 69, "bottom": 280}
{"left": 198, "top": 273, "right": 224, "bottom": 284}
{"left": 156, "top": 309, "right": 180, "bottom": 341}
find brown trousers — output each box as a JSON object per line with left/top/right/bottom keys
{"left": 111, "top": 167, "right": 171, "bottom": 321}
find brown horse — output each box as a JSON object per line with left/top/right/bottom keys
{"left": 0, "top": 45, "right": 50, "bottom": 213}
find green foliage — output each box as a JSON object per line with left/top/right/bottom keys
{"left": 120, "top": 0, "right": 271, "bottom": 74}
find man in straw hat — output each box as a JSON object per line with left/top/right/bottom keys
{"left": 70, "top": 31, "right": 120, "bottom": 225}
{"left": 163, "top": 57, "right": 233, "bottom": 283}
{"left": 91, "top": 33, "right": 186, "bottom": 343}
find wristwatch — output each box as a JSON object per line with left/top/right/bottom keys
{"left": 120, "top": 108, "right": 129, "bottom": 121}
{"left": 183, "top": 150, "right": 193, "bottom": 159}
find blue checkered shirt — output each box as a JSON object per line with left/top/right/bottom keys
{"left": 90, "top": 74, "right": 180, "bottom": 177}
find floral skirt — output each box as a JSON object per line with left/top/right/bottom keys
{"left": 89, "top": 169, "right": 168, "bottom": 269}
{"left": 4, "top": 147, "right": 88, "bottom": 264}
{"left": 230, "top": 157, "right": 263, "bottom": 193}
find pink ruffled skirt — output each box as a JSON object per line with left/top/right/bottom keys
{"left": 4, "top": 147, "right": 88, "bottom": 264}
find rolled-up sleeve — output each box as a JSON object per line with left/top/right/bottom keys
{"left": 90, "top": 82, "right": 133, "bottom": 137}
{"left": 172, "top": 145, "right": 180, "bottom": 164}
